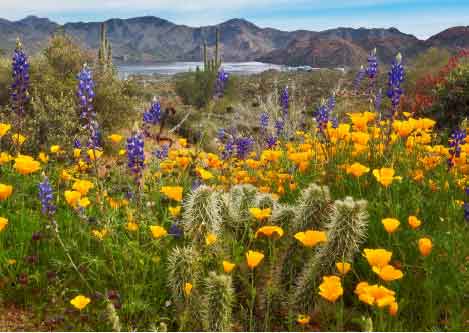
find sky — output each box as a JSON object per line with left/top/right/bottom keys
{"left": 1, "top": 0, "right": 469, "bottom": 39}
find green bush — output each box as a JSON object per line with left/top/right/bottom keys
{"left": 0, "top": 33, "right": 138, "bottom": 152}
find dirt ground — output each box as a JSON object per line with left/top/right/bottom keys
{"left": 0, "top": 304, "right": 46, "bottom": 332}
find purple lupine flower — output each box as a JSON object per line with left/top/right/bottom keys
{"left": 313, "top": 102, "right": 329, "bottom": 132}
{"left": 215, "top": 68, "right": 229, "bottom": 97}
{"left": 235, "top": 136, "right": 254, "bottom": 160}
{"left": 169, "top": 223, "right": 183, "bottom": 238}
{"left": 448, "top": 129, "right": 466, "bottom": 169}
{"left": 11, "top": 39, "right": 30, "bottom": 117}
{"left": 126, "top": 132, "right": 145, "bottom": 180}
{"left": 143, "top": 98, "right": 161, "bottom": 125}
{"left": 275, "top": 119, "right": 284, "bottom": 137}
{"left": 354, "top": 65, "right": 366, "bottom": 92}
{"left": 280, "top": 86, "right": 289, "bottom": 119}
{"left": 266, "top": 136, "right": 277, "bottom": 149}
{"left": 77, "top": 64, "right": 100, "bottom": 148}
{"left": 222, "top": 137, "right": 235, "bottom": 160}
{"left": 74, "top": 139, "right": 82, "bottom": 149}
{"left": 154, "top": 144, "right": 169, "bottom": 160}
{"left": 260, "top": 112, "right": 269, "bottom": 130}
{"left": 217, "top": 128, "right": 226, "bottom": 141}
{"left": 366, "top": 48, "right": 378, "bottom": 80}
{"left": 331, "top": 117, "right": 339, "bottom": 129}
{"left": 38, "top": 176, "right": 56, "bottom": 217}
{"left": 386, "top": 53, "right": 405, "bottom": 116}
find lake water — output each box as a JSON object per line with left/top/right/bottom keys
{"left": 117, "top": 62, "right": 293, "bottom": 78}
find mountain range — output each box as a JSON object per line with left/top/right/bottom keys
{"left": 0, "top": 15, "right": 468, "bottom": 67}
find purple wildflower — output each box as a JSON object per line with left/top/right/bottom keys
{"left": 386, "top": 53, "right": 405, "bottom": 116}
{"left": 77, "top": 64, "right": 100, "bottom": 148}
{"left": 266, "top": 136, "right": 277, "bottom": 148}
{"left": 354, "top": 65, "right": 366, "bottom": 92}
{"left": 154, "top": 144, "right": 169, "bottom": 160}
{"left": 126, "top": 132, "right": 145, "bottom": 180}
{"left": 260, "top": 112, "right": 269, "bottom": 130}
{"left": 280, "top": 86, "right": 289, "bottom": 119}
{"left": 169, "top": 223, "right": 183, "bottom": 238}
{"left": 143, "top": 98, "right": 161, "bottom": 125}
{"left": 215, "top": 68, "right": 229, "bottom": 97}
{"left": 448, "top": 129, "right": 466, "bottom": 169}
{"left": 314, "top": 102, "right": 329, "bottom": 132}
{"left": 235, "top": 136, "right": 254, "bottom": 160}
{"left": 38, "top": 176, "right": 56, "bottom": 217}
{"left": 275, "top": 119, "right": 284, "bottom": 137}
{"left": 11, "top": 39, "right": 30, "bottom": 116}
{"left": 366, "top": 48, "right": 378, "bottom": 80}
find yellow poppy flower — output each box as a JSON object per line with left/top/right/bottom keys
{"left": 38, "top": 152, "right": 49, "bottom": 163}
{"left": 408, "top": 216, "right": 422, "bottom": 229}
{"left": 72, "top": 180, "right": 94, "bottom": 196}
{"left": 150, "top": 225, "right": 168, "bottom": 239}
{"left": 70, "top": 295, "right": 91, "bottom": 310}
{"left": 294, "top": 230, "right": 327, "bottom": 247}
{"left": 372, "top": 168, "right": 402, "bottom": 187}
{"left": 0, "top": 183, "right": 13, "bottom": 200}
{"left": 78, "top": 197, "right": 91, "bottom": 208}
{"left": 245, "top": 250, "right": 264, "bottom": 269}
{"left": 161, "top": 186, "right": 183, "bottom": 202}
{"left": 13, "top": 155, "right": 41, "bottom": 175}
{"left": 64, "top": 190, "right": 82, "bottom": 208}
{"left": 297, "top": 314, "right": 311, "bottom": 325}
{"left": 363, "top": 249, "right": 392, "bottom": 268}
{"left": 318, "top": 275, "right": 343, "bottom": 303}
{"left": 389, "top": 301, "right": 399, "bottom": 316}
{"left": 196, "top": 167, "right": 214, "bottom": 181}
{"left": 249, "top": 207, "right": 272, "bottom": 221}
{"left": 125, "top": 222, "right": 139, "bottom": 232}
{"left": 382, "top": 218, "right": 400, "bottom": 234}
{"left": 418, "top": 238, "right": 432, "bottom": 257}
{"left": 92, "top": 229, "right": 108, "bottom": 240}
{"left": 73, "top": 148, "right": 82, "bottom": 159}
{"left": 87, "top": 149, "right": 103, "bottom": 161}
{"left": 0, "top": 217, "right": 8, "bottom": 232}
{"left": 346, "top": 162, "right": 370, "bottom": 177}
{"left": 168, "top": 206, "right": 182, "bottom": 217}
{"left": 11, "top": 133, "right": 26, "bottom": 145}
{"left": 255, "top": 226, "right": 284, "bottom": 239}
{"left": 335, "top": 262, "right": 351, "bottom": 275}
{"left": 0, "top": 123, "right": 11, "bottom": 137}
{"left": 184, "top": 282, "right": 193, "bottom": 296}
{"left": 108, "top": 134, "right": 123, "bottom": 143}
{"left": 222, "top": 260, "right": 236, "bottom": 273}
{"left": 372, "top": 265, "right": 404, "bottom": 281}
{"left": 205, "top": 233, "right": 218, "bottom": 246}
{"left": 0, "top": 152, "right": 13, "bottom": 165}
{"left": 50, "top": 145, "right": 61, "bottom": 153}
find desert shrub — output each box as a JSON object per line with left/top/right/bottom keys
{"left": 423, "top": 62, "right": 469, "bottom": 130}
{"left": 0, "top": 34, "right": 138, "bottom": 152}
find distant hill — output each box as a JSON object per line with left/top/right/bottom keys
{"left": 0, "top": 15, "right": 468, "bottom": 67}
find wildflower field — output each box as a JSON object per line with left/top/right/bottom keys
{"left": 0, "top": 37, "right": 468, "bottom": 332}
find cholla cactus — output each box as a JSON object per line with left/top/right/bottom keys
{"left": 220, "top": 184, "right": 258, "bottom": 234}
{"left": 292, "top": 183, "right": 331, "bottom": 232}
{"left": 201, "top": 272, "right": 235, "bottom": 331}
{"left": 292, "top": 196, "right": 368, "bottom": 311}
{"left": 182, "top": 186, "right": 222, "bottom": 244}
{"left": 167, "top": 246, "right": 202, "bottom": 310}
